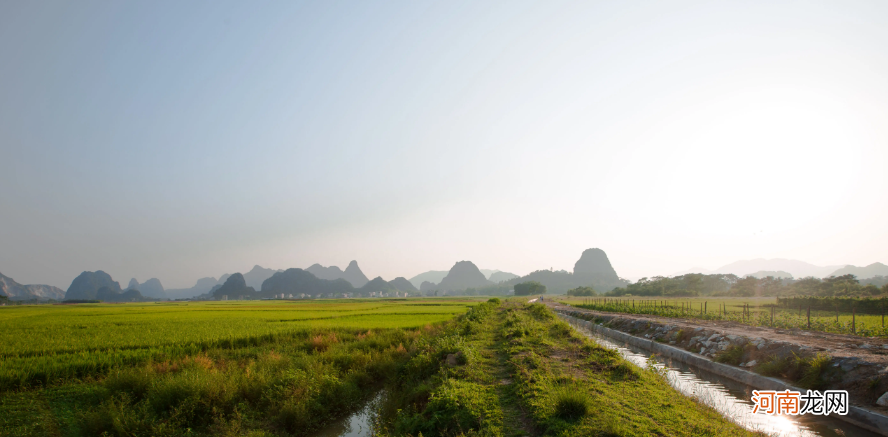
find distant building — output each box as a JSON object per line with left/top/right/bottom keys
{"left": 221, "top": 295, "right": 228, "bottom": 301}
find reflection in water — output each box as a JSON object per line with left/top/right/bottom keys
{"left": 314, "top": 391, "right": 385, "bottom": 437}
{"left": 559, "top": 314, "right": 878, "bottom": 437}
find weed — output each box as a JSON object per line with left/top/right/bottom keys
{"left": 714, "top": 345, "right": 744, "bottom": 365}
{"left": 551, "top": 385, "right": 589, "bottom": 421}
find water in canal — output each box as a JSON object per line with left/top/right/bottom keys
{"left": 560, "top": 314, "right": 880, "bottom": 437}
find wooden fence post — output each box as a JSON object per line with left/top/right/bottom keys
{"left": 853, "top": 307, "right": 856, "bottom": 334}
{"left": 807, "top": 307, "right": 810, "bottom": 329}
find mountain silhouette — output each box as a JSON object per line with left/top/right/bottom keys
{"left": 408, "top": 270, "right": 448, "bottom": 289}
{"left": 505, "top": 248, "right": 628, "bottom": 294}
{"left": 65, "top": 271, "right": 121, "bottom": 301}
{"left": 388, "top": 277, "right": 418, "bottom": 293}
{"left": 212, "top": 273, "right": 256, "bottom": 299}
{"left": 304, "top": 261, "right": 369, "bottom": 288}
{"left": 260, "top": 268, "right": 353, "bottom": 298}
{"left": 828, "top": 263, "right": 888, "bottom": 279}
{"left": 242, "top": 265, "right": 282, "bottom": 289}
{"left": 306, "top": 264, "right": 345, "bottom": 280}
{"left": 677, "top": 259, "right": 843, "bottom": 279}
{"left": 343, "top": 261, "right": 369, "bottom": 288}
{"left": 437, "top": 261, "right": 493, "bottom": 291}
{"left": 489, "top": 271, "right": 518, "bottom": 283}
{"left": 361, "top": 277, "right": 397, "bottom": 294}
{"left": 0, "top": 272, "right": 65, "bottom": 301}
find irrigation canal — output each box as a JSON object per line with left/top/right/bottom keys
{"left": 559, "top": 313, "right": 882, "bottom": 437}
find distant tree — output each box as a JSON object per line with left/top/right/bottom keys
{"left": 863, "top": 284, "right": 881, "bottom": 296}
{"left": 514, "top": 281, "right": 546, "bottom": 296}
{"left": 567, "top": 286, "right": 596, "bottom": 296}
{"left": 0, "top": 294, "right": 7, "bottom": 304}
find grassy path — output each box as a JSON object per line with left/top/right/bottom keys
{"left": 381, "top": 300, "right": 763, "bottom": 436}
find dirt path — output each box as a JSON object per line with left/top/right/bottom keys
{"left": 544, "top": 300, "right": 888, "bottom": 365}
{"left": 489, "top": 308, "right": 538, "bottom": 437}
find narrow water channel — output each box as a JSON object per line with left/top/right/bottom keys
{"left": 559, "top": 314, "right": 880, "bottom": 437}
{"left": 314, "top": 391, "right": 385, "bottom": 437}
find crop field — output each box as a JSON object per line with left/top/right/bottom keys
{"left": 559, "top": 296, "right": 888, "bottom": 338}
{"left": 0, "top": 299, "right": 477, "bottom": 436}
{"left": 0, "top": 298, "right": 762, "bottom": 437}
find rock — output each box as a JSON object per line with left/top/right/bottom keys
{"left": 840, "top": 359, "right": 859, "bottom": 372}
{"left": 669, "top": 341, "right": 676, "bottom": 345}
{"left": 878, "top": 392, "right": 888, "bottom": 407}
{"left": 860, "top": 344, "right": 873, "bottom": 350}
{"left": 700, "top": 347, "right": 706, "bottom": 354}
{"left": 726, "top": 335, "right": 740, "bottom": 342}
{"left": 741, "top": 360, "right": 757, "bottom": 367}
{"left": 708, "top": 334, "right": 720, "bottom": 341}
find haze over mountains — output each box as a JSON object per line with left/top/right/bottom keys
{"left": 5, "top": 249, "right": 885, "bottom": 303}
{"left": 408, "top": 269, "right": 518, "bottom": 289}
{"left": 674, "top": 259, "right": 887, "bottom": 280}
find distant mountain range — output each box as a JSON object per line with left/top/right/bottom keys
{"left": 64, "top": 271, "right": 154, "bottom": 302}
{"left": 306, "top": 261, "right": 370, "bottom": 288}
{"left": 676, "top": 259, "right": 886, "bottom": 280}
{"left": 408, "top": 268, "right": 517, "bottom": 289}
{"left": 126, "top": 278, "right": 167, "bottom": 299}
{"left": 829, "top": 263, "right": 888, "bottom": 279}
{"left": 0, "top": 272, "right": 65, "bottom": 301}
{"left": 417, "top": 248, "right": 628, "bottom": 295}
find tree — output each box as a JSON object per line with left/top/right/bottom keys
{"left": 567, "top": 286, "right": 596, "bottom": 296}
{"left": 514, "top": 281, "right": 546, "bottom": 296}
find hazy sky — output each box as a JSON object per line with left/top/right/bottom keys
{"left": 2, "top": 1, "right": 887, "bottom": 289}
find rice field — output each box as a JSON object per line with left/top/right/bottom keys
{"left": 0, "top": 299, "right": 475, "bottom": 391}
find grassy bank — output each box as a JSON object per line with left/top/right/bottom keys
{"left": 377, "top": 300, "right": 760, "bottom": 436}
{"left": 560, "top": 296, "right": 888, "bottom": 338}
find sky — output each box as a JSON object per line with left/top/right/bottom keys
{"left": 2, "top": 1, "right": 887, "bottom": 289}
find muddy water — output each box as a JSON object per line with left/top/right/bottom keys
{"left": 313, "top": 391, "right": 385, "bottom": 437}
{"left": 559, "top": 314, "right": 880, "bottom": 437}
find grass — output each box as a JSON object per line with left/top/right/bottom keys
{"left": 1, "top": 298, "right": 766, "bottom": 436}
{"left": 377, "top": 300, "right": 761, "bottom": 436}
{"left": 0, "top": 298, "right": 479, "bottom": 436}
{"left": 561, "top": 296, "right": 888, "bottom": 338}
